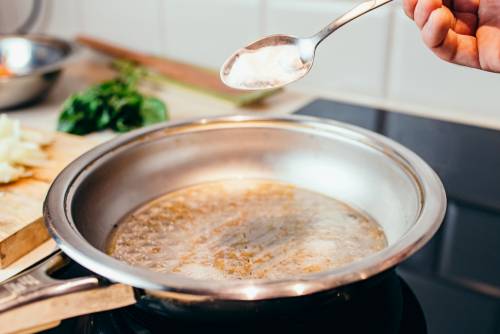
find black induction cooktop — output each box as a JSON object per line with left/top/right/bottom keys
{"left": 48, "top": 267, "right": 425, "bottom": 334}
{"left": 44, "top": 99, "right": 500, "bottom": 334}
{"left": 297, "top": 99, "right": 500, "bottom": 334}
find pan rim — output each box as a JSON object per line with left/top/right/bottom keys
{"left": 43, "top": 114, "right": 446, "bottom": 301}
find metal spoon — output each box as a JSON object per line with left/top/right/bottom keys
{"left": 220, "top": 0, "right": 392, "bottom": 91}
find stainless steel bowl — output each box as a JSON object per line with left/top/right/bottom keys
{"left": 0, "top": 34, "right": 74, "bottom": 109}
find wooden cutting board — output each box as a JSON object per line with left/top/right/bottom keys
{"left": 0, "top": 131, "right": 97, "bottom": 268}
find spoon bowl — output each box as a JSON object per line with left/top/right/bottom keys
{"left": 221, "top": 0, "right": 393, "bottom": 91}
{"left": 220, "top": 35, "right": 315, "bottom": 91}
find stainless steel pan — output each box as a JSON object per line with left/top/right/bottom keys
{"left": 0, "top": 115, "right": 446, "bottom": 331}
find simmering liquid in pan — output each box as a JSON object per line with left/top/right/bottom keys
{"left": 107, "top": 180, "right": 387, "bottom": 280}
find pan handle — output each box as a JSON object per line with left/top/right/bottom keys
{"left": 0, "top": 251, "right": 98, "bottom": 313}
{"left": 0, "top": 252, "right": 136, "bottom": 334}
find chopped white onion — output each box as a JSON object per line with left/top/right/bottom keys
{"left": 0, "top": 114, "right": 53, "bottom": 183}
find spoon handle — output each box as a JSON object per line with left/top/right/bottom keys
{"left": 312, "top": 0, "right": 393, "bottom": 45}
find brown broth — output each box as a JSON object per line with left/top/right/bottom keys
{"left": 108, "top": 180, "right": 387, "bottom": 280}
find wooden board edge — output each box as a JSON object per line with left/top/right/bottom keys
{"left": 0, "top": 284, "right": 136, "bottom": 334}
{"left": 9, "top": 321, "right": 61, "bottom": 334}
{"left": 0, "top": 218, "right": 49, "bottom": 268}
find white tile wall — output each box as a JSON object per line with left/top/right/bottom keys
{"left": 0, "top": 0, "right": 33, "bottom": 33}
{"left": 162, "top": 0, "right": 262, "bottom": 69}
{"left": 80, "top": 0, "right": 164, "bottom": 54}
{"left": 0, "top": 0, "right": 79, "bottom": 38}
{"left": 265, "top": 0, "right": 392, "bottom": 98}
{"left": 34, "top": 0, "right": 81, "bottom": 39}
{"left": 388, "top": 11, "right": 500, "bottom": 116}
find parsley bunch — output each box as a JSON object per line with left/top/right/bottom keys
{"left": 57, "top": 66, "right": 168, "bottom": 135}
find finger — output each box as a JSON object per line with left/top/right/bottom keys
{"left": 414, "top": 0, "right": 443, "bottom": 29}
{"left": 477, "top": 25, "right": 500, "bottom": 72}
{"left": 450, "top": 0, "right": 479, "bottom": 36}
{"left": 421, "top": 7, "right": 454, "bottom": 48}
{"left": 452, "top": 0, "right": 479, "bottom": 13}
{"left": 403, "top": 0, "right": 418, "bottom": 18}
{"left": 431, "top": 30, "right": 480, "bottom": 68}
{"left": 454, "top": 12, "right": 477, "bottom": 35}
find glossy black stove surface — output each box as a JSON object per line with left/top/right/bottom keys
{"left": 48, "top": 273, "right": 425, "bottom": 334}
{"left": 297, "top": 100, "right": 500, "bottom": 334}
{"left": 45, "top": 99, "right": 500, "bottom": 334}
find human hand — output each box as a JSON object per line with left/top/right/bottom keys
{"left": 403, "top": 0, "right": 500, "bottom": 72}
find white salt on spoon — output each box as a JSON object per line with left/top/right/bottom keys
{"left": 223, "top": 44, "right": 310, "bottom": 90}
{"left": 220, "top": 0, "right": 393, "bottom": 91}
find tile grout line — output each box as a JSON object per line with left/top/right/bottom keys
{"left": 157, "top": 0, "right": 167, "bottom": 56}
{"left": 380, "top": 5, "right": 396, "bottom": 102}
{"left": 259, "top": 0, "right": 268, "bottom": 36}
{"left": 74, "top": 0, "right": 84, "bottom": 36}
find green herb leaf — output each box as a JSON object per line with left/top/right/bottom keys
{"left": 57, "top": 73, "right": 168, "bottom": 135}
{"left": 140, "top": 97, "right": 167, "bottom": 126}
